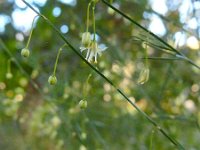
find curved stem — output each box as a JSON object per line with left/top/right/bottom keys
{"left": 25, "top": 15, "right": 39, "bottom": 48}
{"left": 83, "top": 73, "right": 92, "bottom": 98}
{"left": 53, "top": 44, "right": 67, "bottom": 76}
{"left": 22, "top": 1, "right": 185, "bottom": 149}
{"left": 101, "top": 0, "right": 200, "bottom": 71}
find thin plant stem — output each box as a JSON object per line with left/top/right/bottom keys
{"left": 131, "top": 35, "right": 175, "bottom": 52}
{"left": 22, "top": 1, "right": 113, "bottom": 86}
{"left": 92, "top": 3, "right": 96, "bottom": 41}
{"left": 132, "top": 38, "right": 177, "bottom": 57}
{"left": 53, "top": 44, "right": 67, "bottom": 76}
{"left": 0, "top": 38, "right": 67, "bottom": 121}
{"left": 149, "top": 129, "right": 155, "bottom": 150}
{"left": 145, "top": 37, "right": 148, "bottom": 67}
{"left": 116, "top": 88, "right": 184, "bottom": 150}
{"left": 7, "top": 59, "right": 12, "bottom": 73}
{"left": 140, "top": 57, "right": 182, "bottom": 61}
{"left": 25, "top": 15, "right": 39, "bottom": 48}
{"left": 101, "top": 0, "right": 180, "bottom": 54}
{"left": 101, "top": 0, "right": 200, "bottom": 70}
{"left": 83, "top": 74, "right": 92, "bottom": 98}
{"left": 22, "top": 1, "right": 185, "bottom": 149}
{"left": 86, "top": 2, "right": 92, "bottom": 32}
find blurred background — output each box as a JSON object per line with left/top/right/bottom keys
{"left": 0, "top": 0, "right": 200, "bottom": 149}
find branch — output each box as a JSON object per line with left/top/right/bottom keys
{"left": 22, "top": 0, "right": 185, "bottom": 149}
{"left": 101, "top": 0, "right": 200, "bottom": 71}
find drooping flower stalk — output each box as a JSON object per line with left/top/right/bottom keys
{"left": 21, "top": 15, "right": 39, "bottom": 58}
{"left": 86, "top": 2, "right": 92, "bottom": 33}
{"left": 92, "top": 3, "right": 96, "bottom": 41}
{"left": 83, "top": 74, "right": 92, "bottom": 98}
{"left": 6, "top": 59, "right": 13, "bottom": 79}
{"left": 80, "top": 2, "right": 92, "bottom": 50}
{"left": 79, "top": 74, "right": 92, "bottom": 109}
{"left": 25, "top": 15, "right": 39, "bottom": 49}
{"left": 48, "top": 44, "right": 67, "bottom": 85}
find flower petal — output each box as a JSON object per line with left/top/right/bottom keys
{"left": 100, "top": 47, "right": 108, "bottom": 52}
{"left": 87, "top": 51, "right": 95, "bottom": 62}
{"left": 86, "top": 49, "right": 90, "bottom": 60}
{"left": 80, "top": 46, "right": 87, "bottom": 52}
{"left": 94, "top": 52, "right": 98, "bottom": 63}
{"left": 98, "top": 44, "right": 108, "bottom": 52}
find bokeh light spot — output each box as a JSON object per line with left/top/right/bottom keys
{"left": 53, "top": 7, "right": 61, "bottom": 17}
{"left": 60, "top": 25, "right": 69, "bottom": 34}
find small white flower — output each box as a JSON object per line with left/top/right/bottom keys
{"left": 80, "top": 40, "right": 107, "bottom": 63}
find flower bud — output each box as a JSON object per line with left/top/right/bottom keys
{"left": 21, "top": 48, "right": 30, "bottom": 58}
{"left": 79, "top": 100, "right": 87, "bottom": 109}
{"left": 6, "top": 73, "right": 13, "bottom": 79}
{"left": 81, "top": 32, "right": 91, "bottom": 47}
{"left": 48, "top": 75, "right": 57, "bottom": 85}
{"left": 137, "top": 67, "right": 150, "bottom": 84}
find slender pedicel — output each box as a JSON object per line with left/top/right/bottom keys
{"left": 48, "top": 44, "right": 67, "bottom": 85}
{"left": 21, "top": 15, "right": 39, "bottom": 58}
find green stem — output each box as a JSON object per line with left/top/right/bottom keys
{"left": 7, "top": 59, "right": 12, "bottom": 73}
{"left": 140, "top": 57, "right": 182, "bottom": 61}
{"left": 53, "top": 44, "right": 67, "bottom": 76}
{"left": 149, "top": 129, "right": 155, "bottom": 150}
{"left": 92, "top": 3, "right": 96, "bottom": 41}
{"left": 132, "top": 36, "right": 177, "bottom": 56}
{"left": 116, "top": 88, "right": 184, "bottom": 150}
{"left": 132, "top": 35, "right": 175, "bottom": 51}
{"left": 25, "top": 15, "right": 39, "bottom": 48}
{"left": 86, "top": 2, "right": 92, "bottom": 32}
{"left": 145, "top": 37, "right": 148, "bottom": 67}
{"left": 22, "top": 1, "right": 185, "bottom": 149}
{"left": 101, "top": 0, "right": 200, "bottom": 71}
{"left": 83, "top": 74, "right": 92, "bottom": 98}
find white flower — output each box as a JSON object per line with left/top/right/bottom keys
{"left": 80, "top": 40, "right": 107, "bottom": 63}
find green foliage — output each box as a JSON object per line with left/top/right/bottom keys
{"left": 0, "top": 0, "right": 200, "bottom": 150}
